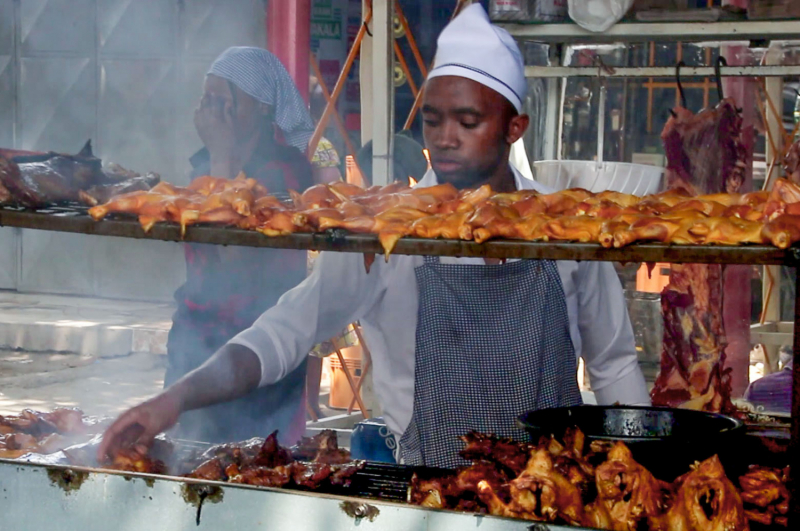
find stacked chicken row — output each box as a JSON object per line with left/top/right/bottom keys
{"left": 88, "top": 172, "right": 800, "bottom": 256}
{"left": 0, "top": 408, "right": 92, "bottom": 459}
{"left": 186, "top": 430, "right": 364, "bottom": 491}
{"left": 410, "top": 428, "right": 789, "bottom": 530}
{"left": 0, "top": 407, "right": 169, "bottom": 473}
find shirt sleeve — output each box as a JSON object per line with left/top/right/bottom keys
{"left": 576, "top": 262, "right": 651, "bottom": 405}
{"left": 230, "top": 251, "right": 385, "bottom": 387}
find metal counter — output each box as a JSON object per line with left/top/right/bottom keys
{"left": 0, "top": 459, "right": 585, "bottom": 531}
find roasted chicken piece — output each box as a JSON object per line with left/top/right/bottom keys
{"left": 542, "top": 428, "right": 596, "bottom": 498}
{"left": 612, "top": 216, "right": 687, "bottom": 247}
{"left": 738, "top": 466, "right": 789, "bottom": 527}
{"left": 104, "top": 445, "right": 167, "bottom": 474}
{"left": 188, "top": 457, "right": 226, "bottom": 481}
{"left": 329, "top": 461, "right": 366, "bottom": 487}
{"left": 769, "top": 177, "right": 800, "bottom": 205}
{"left": 687, "top": 217, "right": 764, "bottom": 245}
{"left": 411, "top": 211, "right": 472, "bottom": 240}
{"left": 665, "top": 199, "right": 728, "bottom": 218}
{"left": 352, "top": 183, "right": 459, "bottom": 215}
{"left": 0, "top": 408, "right": 86, "bottom": 437}
{"left": 541, "top": 215, "right": 608, "bottom": 243}
{"left": 507, "top": 448, "right": 586, "bottom": 525}
{"left": 585, "top": 443, "right": 669, "bottom": 531}
{"left": 458, "top": 431, "right": 534, "bottom": 477}
{"left": 227, "top": 465, "right": 292, "bottom": 488}
{"left": 410, "top": 475, "right": 454, "bottom": 509}
{"left": 288, "top": 461, "right": 334, "bottom": 489}
{"left": 251, "top": 431, "right": 293, "bottom": 469}
{"left": 652, "top": 455, "right": 748, "bottom": 531}
{"left": 453, "top": 462, "right": 512, "bottom": 513}
{"left": 186, "top": 430, "right": 362, "bottom": 493}
{"left": 461, "top": 203, "right": 521, "bottom": 243}
{"left": 292, "top": 429, "right": 353, "bottom": 465}
{"left": 88, "top": 189, "right": 174, "bottom": 221}
{"left": 291, "top": 183, "right": 346, "bottom": 210}
{"left": 590, "top": 190, "right": 640, "bottom": 208}
{"left": 762, "top": 214, "right": 800, "bottom": 249}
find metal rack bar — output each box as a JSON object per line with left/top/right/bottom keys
{"left": 525, "top": 65, "right": 800, "bottom": 79}
{"left": 1, "top": 209, "right": 798, "bottom": 266}
{"left": 501, "top": 19, "right": 800, "bottom": 44}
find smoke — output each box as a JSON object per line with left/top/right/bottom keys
{"left": 0, "top": 1, "right": 316, "bottom": 433}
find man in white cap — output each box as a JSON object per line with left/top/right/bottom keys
{"left": 100, "top": 4, "right": 649, "bottom": 468}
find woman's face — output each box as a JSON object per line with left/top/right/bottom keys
{"left": 200, "top": 74, "right": 271, "bottom": 142}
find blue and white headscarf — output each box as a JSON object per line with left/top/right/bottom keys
{"left": 208, "top": 47, "right": 315, "bottom": 153}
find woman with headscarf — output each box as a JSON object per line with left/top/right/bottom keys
{"left": 163, "top": 47, "right": 315, "bottom": 445}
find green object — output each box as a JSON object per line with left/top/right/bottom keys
{"left": 356, "top": 131, "right": 428, "bottom": 185}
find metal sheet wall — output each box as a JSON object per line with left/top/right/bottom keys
{"left": 0, "top": 0, "right": 266, "bottom": 301}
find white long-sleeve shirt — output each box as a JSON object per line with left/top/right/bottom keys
{"left": 231, "top": 167, "right": 651, "bottom": 440}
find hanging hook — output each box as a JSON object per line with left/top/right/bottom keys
{"left": 675, "top": 61, "right": 687, "bottom": 109}
{"left": 715, "top": 56, "right": 727, "bottom": 102}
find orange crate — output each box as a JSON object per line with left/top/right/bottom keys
{"left": 328, "top": 346, "right": 363, "bottom": 409}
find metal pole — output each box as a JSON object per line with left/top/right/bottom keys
{"left": 596, "top": 84, "right": 606, "bottom": 166}
{"left": 791, "top": 265, "right": 800, "bottom": 526}
{"left": 542, "top": 44, "right": 563, "bottom": 161}
{"left": 266, "top": 0, "right": 311, "bottom": 103}
{"left": 371, "top": 0, "right": 395, "bottom": 186}
{"left": 764, "top": 48, "right": 784, "bottom": 373}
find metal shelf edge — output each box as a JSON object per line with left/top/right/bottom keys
{"left": 499, "top": 19, "right": 800, "bottom": 43}
{"left": 525, "top": 65, "right": 800, "bottom": 79}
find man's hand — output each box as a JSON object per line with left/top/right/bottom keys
{"left": 97, "top": 343, "right": 263, "bottom": 461}
{"left": 97, "top": 389, "right": 182, "bottom": 461}
{"left": 194, "top": 95, "right": 238, "bottom": 168}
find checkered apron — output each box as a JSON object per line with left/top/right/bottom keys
{"left": 399, "top": 256, "right": 582, "bottom": 468}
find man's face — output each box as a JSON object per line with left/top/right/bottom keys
{"left": 422, "top": 76, "right": 524, "bottom": 189}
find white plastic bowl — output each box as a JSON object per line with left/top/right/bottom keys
{"left": 533, "top": 160, "right": 664, "bottom": 196}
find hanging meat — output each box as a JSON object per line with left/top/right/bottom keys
{"left": 784, "top": 139, "right": 800, "bottom": 184}
{"left": 651, "top": 95, "right": 753, "bottom": 414}
{"left": 661, "top": 99, "right": 749, "bottom": 195}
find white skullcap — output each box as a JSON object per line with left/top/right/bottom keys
{"left": 427, "top": 4, "right": 527, "bottom": 112}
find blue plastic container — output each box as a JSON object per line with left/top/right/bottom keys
{"left": 350, "top": 417, "right": 397, "bottom": 463}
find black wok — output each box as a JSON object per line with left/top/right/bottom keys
{"left": 517, "top": 405, "right": 745, "bottom": 481}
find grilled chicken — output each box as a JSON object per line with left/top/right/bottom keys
{"left": 84, "top": 168, "right": 800, "bottom": 253}
{"left": 651, "top": 456, "right": 748, "bottom": 531}
{"left": 585, "top": 443, "right": 670, "bottom": 531}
